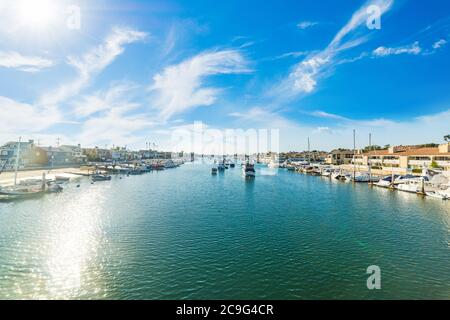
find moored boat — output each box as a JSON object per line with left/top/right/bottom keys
{"left": 92, "top": 174, "right": 112, "bottom": 181}
{"left": 244, "top": 163, "right": 256, "bottom": 178}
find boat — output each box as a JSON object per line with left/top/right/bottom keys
{"left": 268, "top": 161, "right": 279, "bottom": 169}
{"left": 375, "top": 175, "right": 399, "bottom": 188}
{"left": 19, "top": 178, "right": 53, "bottom": 186}
{"left": 396, "top": 180, "right": 421, "bottom": 193}
{"left": 351, "top": 173, "right": 380, "bottom": 183}
{"left": 151, "top": 163, "right": 165, "bottom": 170}
{"left": 425, "top": 191, "right": 449, "bottom": 200}
{"left": 332, "top": 170, "right": 351, "bottom": 181}
{"left": 321, "top": 168, "right": 333, "bottom": 177}
{"left": 211, "top": 167, "right": 218, "bottom": 175}
{"left": 164, "top": 160, "right": 177, "bottom": 169}
{"left": 437, "top": 186, "right": 450, "bottom": 199}
{"left": 218, "top": 163, "right": 225, "bottom": 171}
{"left": 331, "top": 170, "right": 341, "bottom": 180}
{"left": 243, "top": 155, "right": 256, "bottom": 178}
{"left": 46, "top": 183, "right": 63, "bottom": 193}
{"left": 230, "top": 163, "right": 235, "bottom": 168}
{"left": 55, "top": 175, "right": 71, "bottom": 182}
{"left": 244, "top": 163, "right": 256, "bottom": 178}
{"left": 0, "top": 186, "right": 44, "bottom": 199}
{"left": 92, "top": 174, "right": 112, "bottom": 181}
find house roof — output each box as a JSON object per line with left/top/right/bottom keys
{"left": 362, "top": 150, "right": 391, "bottom": 156}
{"left": 363, "top": 147, "right": 450, "bottom": 157}
{"left": 398, "top": 148, "right": 450, "bottom": 156}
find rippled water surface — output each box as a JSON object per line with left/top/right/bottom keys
{"left": 1, "top": 162, "right": 449, "bottom": 299}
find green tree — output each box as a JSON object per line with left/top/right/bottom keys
{"left": 430, "top": 160, "right": 439, "bottom": 169}
{"left": 445, "top": 135, "right": 450, "bottom": 142}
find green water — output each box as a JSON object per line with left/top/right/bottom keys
{"left": 0, "top": 162, "right": 449, "bottom": 299}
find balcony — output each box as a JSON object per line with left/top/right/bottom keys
{"left": 383, "top": 159, "right": 399, "bottom": 165}
{"left": 436, "top": 161, "right": 450, "bottom": 167}
{"left": 408, "top": 160, "right": 431, "bottom": 166}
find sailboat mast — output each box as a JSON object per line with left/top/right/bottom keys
{"left": 14, "top": 137, "right": 21, "bottom": 186}
{"left": 353, "top": 130, "right": 356, "bottom": 181}
{"left": 307, "top": 137, "right": 310, "bottom": 163}
{"left": 368, "top": 133, "right": 372, "bottom": 181}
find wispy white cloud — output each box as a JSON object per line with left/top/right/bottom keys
{"left": 432, "top": 38, "right": 447, "bottom": 49}
{"left": 0, "top": 27, "right": 148, "bottom": 145}
{"left": 70, "top": 80, "right": 156, "bottom": 147}
{"left": 77, "top": 110, "right": 153, "bottom": 147}
{"left": 373, "top": 41, "right": 422, "bottom": 56}
{"left": 273, "top": 0, "right": 394, "bottom": 97}
{"left": 0, "top": 51, "right": 53, "bottom": 72}
{"left": 297, "top": 21, "right": 318, "bottom": 30}
{"left": 228, "top": 106, "right": 450, "bottom": 151}
{"left": 274, "top": 51, "right": 309, "bottom": 60}
{"left": 309, "top": 110, "right": 349, "bottom": 121}
{"left": 39, "top": 27, "right": 148, "bottom": 106}
{"left": 72, "top": 82, "right": 139, "bottom": 118}
{"left": 0, "top": 96, "right": 61, "bottom": 134}
{"left": 150, "top": 49, "right": 251, "bottom": 120}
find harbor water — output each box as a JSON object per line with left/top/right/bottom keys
{"left": 0, "top": 162, "right": 449, "bottom": 299}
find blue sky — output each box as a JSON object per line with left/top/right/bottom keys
{"left": 0, "top": 0, "right": 449, "bottom": 152}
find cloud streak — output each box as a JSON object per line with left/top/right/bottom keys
{"left": 273, "top": 0, "right": 394, "bottom": 97}
{"left": 39, "top": 27, "right": 148, "bottom": 106}
{"left": 297, "top": 21, "right": 318, "bottom": 30}
{"left": 150, "top": 49, "right": 251, "bottom": 120}
{"left": 0, "top": 51, "right": 53, "bottom": 72}
{"left": 373, "top": 41, "right": 422, "bottom": 56}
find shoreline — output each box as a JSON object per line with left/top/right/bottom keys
{"left": 0, "top": 166, "right": 94, "bottom": 187}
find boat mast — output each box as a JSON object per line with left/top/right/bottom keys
{"left": 353, "top": 129, "right": 356, "bottom": 181}
{"left": 307, "top": 137, "right": 310, "bottom": 164}
{"left": 14, "top": 137, "right": 21, "bottom": 186}
{"left": 368, "top": 133, "right": 372, "bottom": 181}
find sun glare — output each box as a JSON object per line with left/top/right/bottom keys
{"left": 14, "top": 0, "right": 59, "bottom": 29}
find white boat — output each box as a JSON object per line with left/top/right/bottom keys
{"left": 331, "top": 171, "right": 341, "bottom": 180}
{"left": 426, "top": 191, "right": 449, "bottom": 200}
{"left": 396, "top": 180, "right": 420, "bottom": 193}
{"left": 321, "top": 169, "right": 332, "bottom": 177}
{"left": 437, "top": 187, "right": 450, "bottom": 199}
{"left": 376, "top": 175, "right": 399, "bottom": 188}
{"left": 268, "top": 162, "right": 279, "bottom": 168}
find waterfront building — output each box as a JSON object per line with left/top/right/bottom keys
{"left": 325, "top": 149, "right": 355, "bottom": 165}
{"left": 83, "top": 147, "right": 112, "bottom": 162}
{"left": 352, "top": 143, "right": 450, "bottom": 173}
{"left": 0, "top": 140, "right": 48, "bottom": 169}
{"left": 58, "top": 145, "right": 87, "bottom": 164}
{"left": 43, "top": 144, "right": 86, "bottom": 166}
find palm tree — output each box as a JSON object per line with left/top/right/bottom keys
{"left": 445, "top": 135, "right": 450, "bottom": 142}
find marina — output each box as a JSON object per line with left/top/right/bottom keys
{"left": 0, "top": 160, "right": 449, "bottom": 299}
